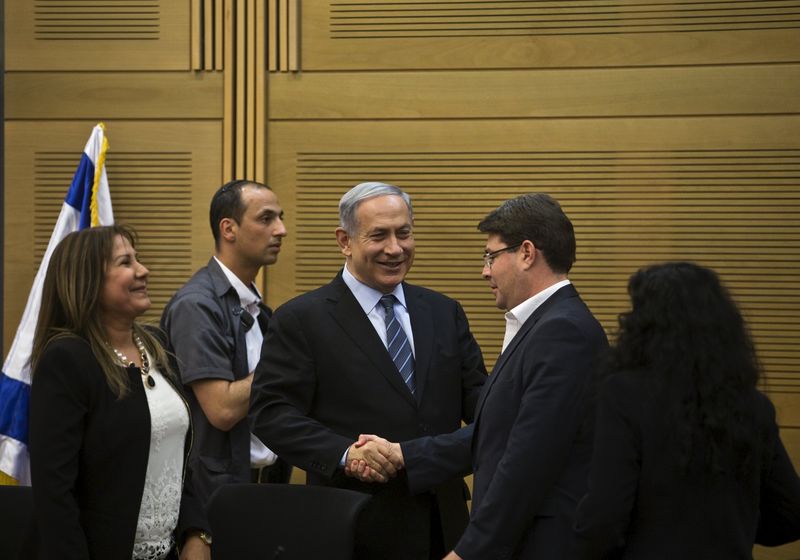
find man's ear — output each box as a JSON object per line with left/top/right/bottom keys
{"left": 335, "top": 227, "right": 352, "bottom": 257}
{"left": 519, "top": 240, "right": 537, "bottom": 270}
{"left": 219, "top": 217, "right": 237, "bottom": 244}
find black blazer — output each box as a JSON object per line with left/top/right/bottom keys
{"left": 29, "top": 335, "right": 201, "bottom": 559}
{"left": 403, "top": 283, "right": 608, "bottom": 560}
{"left": 572, "top": 370, "right": 800, "bottom": 559}
{"left": 249, "top": 273, "right": 487, "bottom": 560}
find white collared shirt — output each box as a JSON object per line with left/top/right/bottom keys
{"left": 214, "top": 257, "right": 277, "bottom": 467}
{"left": 501, "top": 279, "right": 572, "bottom": 353}
{"left": 341, "top": 264, "right": 416, "bottom": 356}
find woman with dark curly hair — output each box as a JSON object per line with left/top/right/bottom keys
{"left": 572, "top": 261, "right": 800, "bottom": 559}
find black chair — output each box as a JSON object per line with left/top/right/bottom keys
{"left": 0, "top": 485, "right": 38, "bottom": 560}
{"left": 207, "top": 483, "right": 371, "bottom": 560}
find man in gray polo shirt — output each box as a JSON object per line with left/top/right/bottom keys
{"left": 161, "top": 179, "right": 290, "bottom": 557}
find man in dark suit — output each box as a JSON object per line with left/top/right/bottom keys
{"left": 249, "top": 182, "right": 487, "bottom": 560}
{"left": 354, "top": 193, "right": 608, "bottom": 559}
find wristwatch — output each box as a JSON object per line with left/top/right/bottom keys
{"left": 198, "top": 531, "right": 213, "bottom": 546}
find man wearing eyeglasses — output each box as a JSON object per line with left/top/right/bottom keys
{"left": 354, "top": 193, "right": 608, "bottom": 560}
{"left": 161, "top": 180, "right": 291, "bottom": 557}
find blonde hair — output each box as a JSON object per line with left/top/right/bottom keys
{"left": 30, "top": 225, "right": 174, "bottom": 398}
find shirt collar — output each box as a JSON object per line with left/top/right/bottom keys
{"left": 214, "top": 256, "right": 262, "bottom": 309}
{"left": 342, "top": 264, "right": 407, "bottom": 315}
{"left": 505, "top": 279, "right": 571, "bottom": 326}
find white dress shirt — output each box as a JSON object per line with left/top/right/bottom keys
{"left": 341, "top": 264, "right": 416, "bottom": 355}
{"left": 214, "top": 257, "right": 277, "bottom": 467}
{"left": 501, "top": 279, "right": 572, "bottom": 353}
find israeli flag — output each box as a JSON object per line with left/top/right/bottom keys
{"left": 0, "top": 123, "right": 114, "bottom": 485}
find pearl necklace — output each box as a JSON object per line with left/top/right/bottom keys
{"left": 109, "top": 333, "right": 155, "bottom": 389}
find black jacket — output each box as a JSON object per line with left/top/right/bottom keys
{"left": 29, "top": 335, "right": 201, "bottom": 559}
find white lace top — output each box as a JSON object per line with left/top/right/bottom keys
{"left": 132, "top": 360, "right": 190, "bottom": 560}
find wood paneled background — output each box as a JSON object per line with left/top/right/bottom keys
{"left": 4, "top": 2, "right": 799, "bottom": 556}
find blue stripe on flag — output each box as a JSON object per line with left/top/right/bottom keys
{"left": 0, "top": 372, "right": 30, "bottom": 445}
{"left": 64, "top": 153, "right": 96, "bottom": 230}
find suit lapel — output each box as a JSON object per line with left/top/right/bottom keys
{"left": 326, "top": 275, "right": 417, "bottom": 408}
{"left": 405, "top": 284, "right": 432, "bottom": 404}
{"left": 474, "top": 284, "right": 579, "bottom": 419}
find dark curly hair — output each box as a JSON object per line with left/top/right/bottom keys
{"left": 610, "top": 261, "right": 764, "bottom": 476}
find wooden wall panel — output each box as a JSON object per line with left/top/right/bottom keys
{"left": 4, "top": 121, "right": 223, "bottom": 349}
{"left": 327, "top": 1, "right": 800, "bottom": 37}
{"left": 6, "top": 0, "right": 190, "bottom": 70}
{"left": 5, "top": 73, "right": 223, "bottom": 119}
{"left": 3, "top": 0, "right": 798, "bottom": 555}
{"left": 267, "top": 118, "right": 800, "bottom": 559}
{"left": 267, "top": 65, "right": 800, "bottom": 119}
{"left": 266, "top": 117, "right": 800, "bottom": 368}
{"left": 299, "top": 1, "right": 800, "bottom": 70}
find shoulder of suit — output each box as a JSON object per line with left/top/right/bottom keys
{"left": 35, "top": 335, "right": 103, "bottom": 384}
{"left": 402, "top": 282, "right": 457, "bottom": 305}
{"left": 42, "top": 334, "right": 92, "bottom": 357}
{"left": 271, "top": 280, "right": 338, "bottom": 316}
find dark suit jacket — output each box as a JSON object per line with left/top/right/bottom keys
{"left": 572, "top": 370, "right": 800, "bottom": 559}
{"left": 249, "top": 273, "right": 487, "bottom": 560}
{"left": 28, "top": 335, "right": 201, "bottom": 559}
{"left": 403, "top": 283, "right": 608, "bottom": 560}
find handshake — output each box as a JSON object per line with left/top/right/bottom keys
{"left": 345, "top": 434, "right": 404, "bottom": 483}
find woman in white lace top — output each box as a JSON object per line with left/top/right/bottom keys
{"left": 29, "top": 225, "right": 206, "bottom": 559}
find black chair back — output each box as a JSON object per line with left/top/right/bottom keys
{"left": 208, "top": 483, "right": 371, "bottom": 560}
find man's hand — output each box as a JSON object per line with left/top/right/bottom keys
{"left": 346, "top": 455, "right": 386, "bottom": 483}
{"left": 443, "top": 551, "right": 463, "bottom": 560}
{"left": 180, "top": 534, "right": 211, "bottom": 560}
{"left": 346, "top": 436, "right": 399, "bottom": 482}
{"left": 355, "top": 434, "right": 404, "bottom": 469}
{"left": 344, "top": 434, "right": 404, "bottom": 482}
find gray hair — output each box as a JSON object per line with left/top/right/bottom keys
{"left": 338, "top": 182, "right": 414, "bottom": 233}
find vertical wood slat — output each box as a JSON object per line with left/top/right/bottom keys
{"left": 215, "top": 0, "right": 224, "bottom": 69}
{"left": 191, "top": 0, "right": 202, "bottom": 70}
{"left": 204, "top": 0, "right": 214, "bottom": 70}
{"left": 246, "top": 0, "right": 256, "bottom": 178}
{"left": 268, "top": 0, "right": 278, "bottom": 71}
{"left": 255, "top": 0, "right": 266, "bottom": 183}
{"left": 288, "top": 0, "right": 299, "bottom": 71}
{"left": 219, "top": 0, "right": 268, "bottom": 180}
{"left": 236, "top": 0, "right": 246, "bottom": 178}
{"left": 279, "top": 0, "right": 289, "bottom": 71}
{"left": 223, "top": 0, "right": 234, "bottom": 179}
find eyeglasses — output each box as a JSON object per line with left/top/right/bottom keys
{"left": 483, "top": 243, "right": 522, "bottom": 268}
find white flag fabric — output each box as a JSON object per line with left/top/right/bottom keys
{"left": 0, "top": 123, "right": 113, "bottom": 484}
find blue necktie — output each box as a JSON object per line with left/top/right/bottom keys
{"left": 379, "top": 295, "right": 416, "bottom": 395}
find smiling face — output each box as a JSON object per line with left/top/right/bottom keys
{"left": 336, "top": 194, "right": 415, "bottom": 293}
{"left": 99, "top": 234, "right": 151, "bottom": 324}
